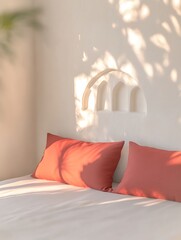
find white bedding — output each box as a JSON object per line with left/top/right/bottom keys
{"left": 0, "top": 176, "right": 181, "bottom": 240}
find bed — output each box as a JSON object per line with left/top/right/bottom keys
{"left": 1, "top": 175, "right": 181, "bottom": 240}
{"left": 1, "top": 68, "right": 181, "bottom": 240}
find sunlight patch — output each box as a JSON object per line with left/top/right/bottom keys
{"left": 150, "top": 34, "right": 170, "bottom": 52}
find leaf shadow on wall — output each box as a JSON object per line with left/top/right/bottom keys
{"left": 74, "top": 0, "right": 181, "bottom": 148}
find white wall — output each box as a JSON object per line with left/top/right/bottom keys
{"left": 35, "top": 0, "right": 181, "bottom": 160}
{"left": 0, "top": 0, "right": 36, "bottom": 180}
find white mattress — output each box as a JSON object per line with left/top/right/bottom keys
{"left": 0, "top": 176, "right": 181, "bottom": 240}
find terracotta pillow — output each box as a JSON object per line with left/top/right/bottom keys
{"left": 32, "top": 133, "right": 124, "bottom": 191}
{"left": 115, "top": 142, "right": 181, "bottom": 202}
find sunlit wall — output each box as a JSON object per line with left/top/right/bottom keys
{"left": 35, "top": 0, "right": 181, "bottom": 166}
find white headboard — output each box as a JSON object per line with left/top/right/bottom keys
{"left": 75, "top": 68, "right": 147, "bottom": 142}
{"left": 75, "top": 68, "right": 148, "bottom": 182}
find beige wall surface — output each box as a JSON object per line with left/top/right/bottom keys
{"left": 0, "top": 0, "right": 36, "bottom": 180}
{"left": 35, "top": 0, "right": 181, "bottom": 162}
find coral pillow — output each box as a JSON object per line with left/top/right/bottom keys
{"left": 115, "top": 142, "right": 181, "bottom": 202}
{"left": 32, "top": 133, "right": 124, "bottom": 191}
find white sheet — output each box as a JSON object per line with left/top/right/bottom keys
{"left": 0, "top": 176, "right": 181, "bottom": 240}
